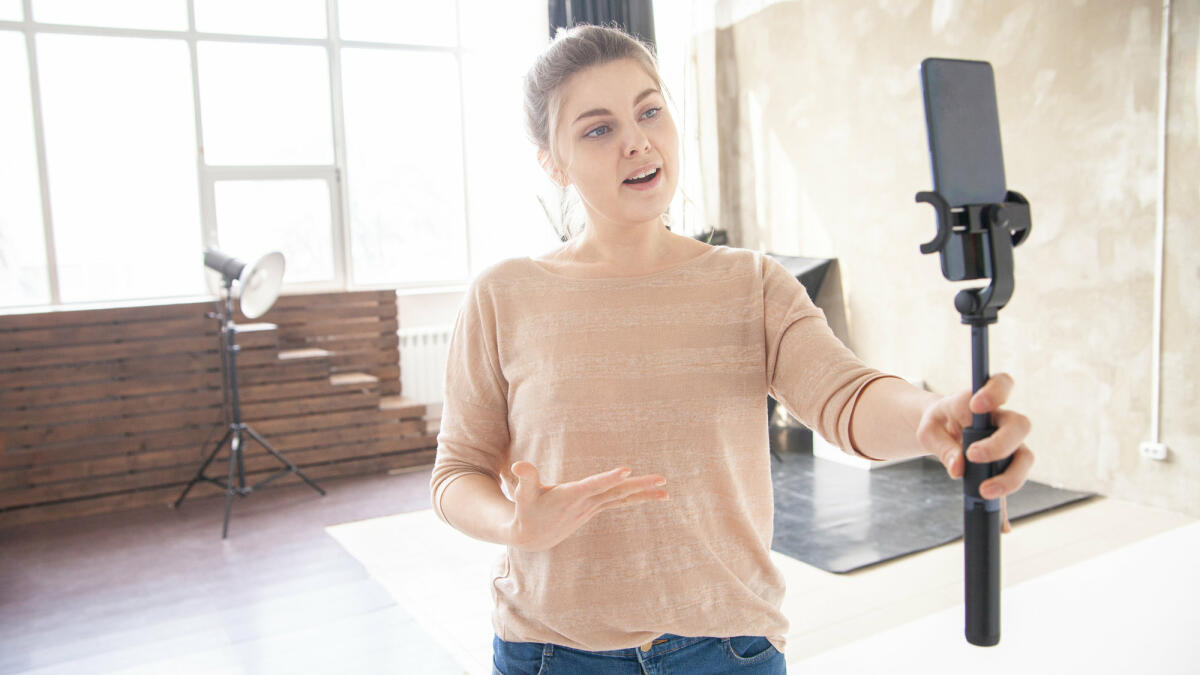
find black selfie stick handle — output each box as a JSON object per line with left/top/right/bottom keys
{"left": 962, "top": 321, "right": 1011, "bottom": 646}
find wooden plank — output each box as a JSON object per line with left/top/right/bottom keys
{"left": 276, "top": 318, "right": 397, "bottom": 343}
{"left": 370, "top": 364, "right": 400, "bottom": 382}
{"left": 0, "top": 316, "right": 216, "bottom": 351}
{"left": 253, "top": 303, "right": 397, "bottom": 324}
{"left": 2, "top": 406, "right": 223, "bottom": 448}
{"left": 240, "top": 391, "right": 378, "bottom": 422}
{"left": 0, "top": 419, "right": 420, "bottom": 487}
{"left": 378, "top": 395, "right": 427, "bottom": 418}
{"left": 0, "top": 388, "right": 223, "bottom": 427}
{"left": 328, "top": 350, "right": 399, "bottom": 371}
{"left": 235, "top": 434, "right": 434, "bottom": 474}
{"left": 0, "top": 353, "right": 220, "bottom": 388}
{"left": 0, "top": 302, "right": 208, "bottom": 330}
{"left": 250, "top": 406, "right": 423, "bottom": 437}
{"left": 305, "top": 334, "right": 399, "bottom": 354}
{"left": 237, "top": 359, "right": 329, "bottom": 386}
{"left": 237, "top": 348, "right": 329, "bottom": 368}
{"left": 0, "top": 336, "right": 218, "bottom": 370}
{"left": 239, "top": 379, "right": 337, "bottom": 403}
{"left": 329, "top": 372, "right": 379, "bottom": 387}
{"left": 0, "top": 371, "right": 223, "bottom": 408}
{"left": 0, "top": 424, "right": 226, "bottom": 469}
{"left": 252, "top": 289, "right": 393, "bottom": 307}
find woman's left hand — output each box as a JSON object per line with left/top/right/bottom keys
{"left": 916, "top": 372, "right": 1035, "bottom": 533}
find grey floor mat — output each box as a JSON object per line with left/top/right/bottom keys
{"left": 769, "top": 449, "right": 1094, "bottom": 573}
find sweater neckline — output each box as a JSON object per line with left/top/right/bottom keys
{"left": 525, "top": 246, "right": 720, "bottom": 281}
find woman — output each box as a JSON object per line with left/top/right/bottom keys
{"left": 430, "top": 24, "right": 1034, "bottom": 675}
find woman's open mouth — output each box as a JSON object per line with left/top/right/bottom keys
{"left": 622, "top": 168, "right": 661, "bottom": 190}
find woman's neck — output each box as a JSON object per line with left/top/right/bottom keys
{"left": 565, "top": 217, "right": 676, "bottom": 268}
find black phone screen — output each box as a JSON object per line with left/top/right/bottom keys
{"left": 920, "top": 58, "right": 1007, "bottom": 208}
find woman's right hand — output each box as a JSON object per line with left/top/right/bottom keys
{"left": 506, "top": 461, "right": 669, "bottom": 552}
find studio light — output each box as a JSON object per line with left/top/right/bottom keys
{"left": 174, "top": 248, "right": 325, "bottom": 538}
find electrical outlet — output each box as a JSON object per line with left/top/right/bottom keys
{"left": 1139, "top": 442, "right": 1168, "bottom": 461}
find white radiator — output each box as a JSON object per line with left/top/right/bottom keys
{"left": 398, "top": 325, "right": 453, "bottom": 404}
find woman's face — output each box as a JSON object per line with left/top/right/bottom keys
{"left": 546, "top": 58, "right": 679, "bottom": 230}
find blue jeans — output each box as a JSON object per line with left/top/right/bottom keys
{"left": 492, "top": 633, "right": 786, "bottom": 674}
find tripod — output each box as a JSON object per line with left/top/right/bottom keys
{"left": 173, "top": 277, "right": 325, "bottom": 538}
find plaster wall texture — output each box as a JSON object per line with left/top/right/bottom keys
{"left": 706, "top": 0, "right": 1197, "bottom": 516}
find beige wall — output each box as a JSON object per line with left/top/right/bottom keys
{"left": 700, "top": 0, "right": 1197, "bottom": 516}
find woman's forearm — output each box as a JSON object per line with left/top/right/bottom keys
{"left": 848, "top": 376, "right": 942, "bottom": 461}
{"left": 437, "top": 473, "right": 516, "bottom": 546}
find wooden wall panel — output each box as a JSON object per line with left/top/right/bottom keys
{"left": 0, "top": 289, "right": 437, "bottom": 528}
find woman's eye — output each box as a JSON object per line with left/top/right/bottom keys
{"left": 584, "top": 125, "right": 610, "bottom": 138}
{"left": 642, "top": 107, "right": 661, "bottom": 119}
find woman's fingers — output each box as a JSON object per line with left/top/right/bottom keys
{"left": 597, "top": 473, "right": 669, "bottom": 508}
{"left": 510, "top": 461, "right": 542, "bottom": 501}
{"left": 964, "top": 408, "right": 1032, "bottom": 463}
{"left": 970, "top": 372, "right": 1015, "bottom": 414}
{"left": 979, "top": 444, "right": 1034, "bottom": 500}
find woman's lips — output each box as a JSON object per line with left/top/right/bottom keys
{"left": 622, "top": 168, "right": 662, "bottom": 191}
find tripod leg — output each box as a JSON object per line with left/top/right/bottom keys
{"left": 222, "top": 431, "right": 240, "bottom": 539}
{"left": 244, "top": 425, "right": 326, "bottom": 496}
{"left": 174, "top": 427, "right": 234, "bottom": 509}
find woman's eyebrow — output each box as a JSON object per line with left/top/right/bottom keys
{"left": 572, "top": 88, "right": 661, "bottom": 125}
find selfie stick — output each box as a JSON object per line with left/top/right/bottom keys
{"left": 916, "top": 61, "right": 1032, "bottom": 647}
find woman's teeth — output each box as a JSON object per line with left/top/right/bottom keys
{"left": 624, "top": 168, "right": 659, "bottom": 184}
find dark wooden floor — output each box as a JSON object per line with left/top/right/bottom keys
{"left": 0, "top": 467, "right": 466, "bottom": 674}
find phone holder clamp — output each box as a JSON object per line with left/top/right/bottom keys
{"left": 915, "top": 190, "right": 1032, "bottom": 326}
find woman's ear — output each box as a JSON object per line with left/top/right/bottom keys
{"left": 537, "top": 148, "right": 567, "bottom": 188}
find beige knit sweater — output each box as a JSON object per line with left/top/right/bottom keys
{"left": 430, "top": 244, "right": 896, "bottom": 654}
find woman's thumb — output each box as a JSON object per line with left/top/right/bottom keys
{"left": 511, "top": 461, "right": 535, "bottom": 482}
{"left": 511, "top": 461, "right": 538, "bottom": 497}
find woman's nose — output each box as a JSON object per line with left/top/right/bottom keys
{"left": 624, "top": 130, "right": 651, "bottom": 157}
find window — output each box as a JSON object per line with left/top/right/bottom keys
{"left": 341, "top": 48, "right": 467, "bottom": 284}
{"left": 37, "top": 33, "right": 201, "bottom": 304}
{"left": 0, "top": 31, "right": 48, "bottom": 306}
{"left": 32, "top": 0, "right": 186, "bottom": 31}
{"left": 2, "top": 0, "right": 550, "bottom": 311}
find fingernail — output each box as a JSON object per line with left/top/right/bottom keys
{"left": 967, "top": 446, "right": 985, "bottom": 462}
{"left": 620, "top": 468, "right": 632, "bottom": 478}
{"left": 945, "top": 451, "right": 958, "bottom": 475}
{"left": 981, "top": 485, "right": 1000, "bottom": 499}
{"left": 654, "top": 478, "right": 667, "bottom": 486}
{"left": 975, "top": 396, "right": 991, "bottom": 409}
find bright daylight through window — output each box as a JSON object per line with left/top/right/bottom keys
{"left": 0, "top": 0, "right": 549, "bottom": 310}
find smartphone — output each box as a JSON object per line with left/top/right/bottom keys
{"left": 920, "top": 58, "right": 1007, "bottom": 208}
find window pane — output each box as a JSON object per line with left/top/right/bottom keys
{"left": 37, "top": 33, "right": 202, "bottom": 304}
{"left": 0, "top": 32, "right": 49, "bottom": 307}
{"left": 0, "top": 0, "right": 22, "bottom": 20}
{"left": 198, "top": 42, "right": 332, "bottom": 165}
{"left": 195, "top": 0, "right": 326, "bottom": 39}
{"left": 33, "top": 0, "right": 186, "bottom": 31}
{"left": 341, "top": 48, "right": 466, "bottom": 284}
{"left": 214, "top": 180, "right": 333, "bottom": 284}
{"left": 460, "top": 51, "right": 555, "bottom": 271}
{"left": 459, "top": 0, "right": 557, "bottom": 274}
{"left": 338, "top": 0, "right": 456, "bottom": 47}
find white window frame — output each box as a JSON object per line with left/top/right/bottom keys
{"left": 1, "top": 0, "right": 475, "bottom": 310}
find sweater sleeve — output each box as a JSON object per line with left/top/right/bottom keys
{"left": 761, "top": 254, "right": 899, "bottom": 460}
{"left": 429, "top": 277, "right": 512, "bottom": 526}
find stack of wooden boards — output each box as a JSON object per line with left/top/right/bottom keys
{"left": 0, "top": 290, "right": 441, "bottom": 528}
